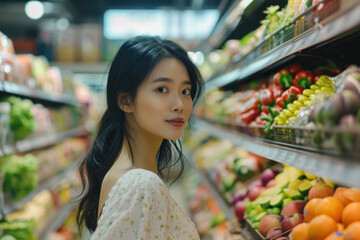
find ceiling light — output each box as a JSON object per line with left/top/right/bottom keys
{"left": 25, "top": 1, "right": 45, "bottom": 20}
{"left": 56, "top": 18, "right": 70, "bottom": 30}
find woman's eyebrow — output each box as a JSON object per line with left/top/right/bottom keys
{"left": 152, "top": 77, "right": 191, "bottom": 85}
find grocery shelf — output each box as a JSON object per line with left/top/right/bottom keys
{"left": 192, "top": 117, "right": 360, "bottom": 188}
{"left": 206, "top": 2, "right": 360, "bottom": 89}
{"left": 39, "top": 202, "right": 78, "bottom": 240}
{"left": 186, "top": 153, "right": 259, "bottom": 240}
{"left": 0, "top": 125, "right": 89, "bottom": 157}
{"left": 187, "top": 154, "right": 235, "bottom": 221}
{"left": 3, "top": 156, "right": 82, "bottom": 216}
{"left": 53, "top": 62, "right": 109, "bottom": 74}
{"left": 0, "top": 80, "right": 83, "bottom": 107}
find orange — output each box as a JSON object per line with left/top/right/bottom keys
{"left": 316, "top": 197, "right": 344, "bottom": 222}
{"left": 325, "top": 232, "right": 345, "bottom": 240}
{"left": 308, "top": 215, "right": 338, "bottom": 240}
{"left": 290, "top": 222, "right": 309, "bottom": 240}
{"left": 334, "top": 187, "right": 353, "bottom": 206}
{"left": 304, "top": 198, "right": 322, "bottom": 222}
{"left": 343, "top": 188, "right": 360, "bottom": 203}
{"left": 342, "top": 202, "right": 360, "bottom": 227}
{"left": 337, "top": 223, "right": 345, "bottom": 232}
{"left": 343, "top": 222, "right": 360, "bottom": 240}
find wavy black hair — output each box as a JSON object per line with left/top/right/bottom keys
{"left": 76, "top": 35, "right": 204, "bottom": 233}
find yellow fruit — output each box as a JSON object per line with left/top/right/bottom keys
{"left": 298, "top": 95, "right": 310, "bottom": 102}
{"left": 310, "top": 84, "right": 321, "bottom": 91}
{"left": 293, "top": 100, "right": 304, "bottom": 107}
{"left": 305, "top": 172, "right": 317, "bottom": 180}
{"left": 303, "top": 89, "right": 315, "bottom": 96}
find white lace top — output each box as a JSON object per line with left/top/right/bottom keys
{"left": 91, "top": 168, "right": 200, "bottom": 240}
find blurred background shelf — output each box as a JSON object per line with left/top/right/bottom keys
{"left": 3, "top": 156, "right": 82, "bottom": 216}
{"left": 192, "top": 117, "right": 360, "bottom": 188}
{"left": 0, "top": 124, "right": 90, "bottom": 157}
{"left": 0, "top": 80, "right": 83, "bottom": 107}
{"left": 206, "top": 2, "right": 360, "bottom": 89}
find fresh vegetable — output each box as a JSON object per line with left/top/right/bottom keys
{"left": 292, "top": 70, "right": 314, "bottom": 89}
{"left": 0, "top": 154, "right": 39, "bottom": 200}
{"left": 274, "top": 68, "right": 292, "bottom": 89}
{"left": 269, "top": 83, "right": 284, "bottom": 99}
{"left": 1, "top": 96, "right": 36, "bottom": 140}
{"left": 276, "top": 86, "right": 303, "bottom": 108}
{"left": 287, "top": 64, "right": 304, "bottom": 76}
{"left": 0, "top": 220, "right": 36, "bottom": 240}
{"left": 259, "top": 88, "right": 274, "bottom": 106}
{"left": 241, "top": 108, "right": 261, "bottom": 124}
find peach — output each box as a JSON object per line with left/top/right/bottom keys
{"left": 281, "top": 200, "right": 306, "bottom": 217}
{"left": 281, "top": 213, "right": 304, "bottom": 233}
{"left": 259, "top": 214, "right": 282, "bottom": 237}
{"left": 308, "top": 182, "right": 334, "bottom": 200}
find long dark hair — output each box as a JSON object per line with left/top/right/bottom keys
{"left": 76, "top": 35, "right": 204, "bottom": 233}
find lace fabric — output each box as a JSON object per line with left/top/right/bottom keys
{"left": 91, "top": 168, "right": 200, "bottom": 240}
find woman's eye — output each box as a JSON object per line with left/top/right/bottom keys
{"left": 182, "top": 89, "right": 191, "bottom": 95}
{"left": 156, "top": 87, "right": 168, "bottom": 93}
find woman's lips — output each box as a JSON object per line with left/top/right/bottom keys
{"left": 165, "top": 118, "right": 184, "bottom": 127}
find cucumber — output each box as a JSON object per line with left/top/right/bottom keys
{"left": 266, "top": 207, "right": 281, "bottom": 215}
{"left": 298, "top": 181, "right": 312, "bottom": 196}
{"left": 270, "top": 194, "right": 283, "bottom": 207}
{"left": 253, "top": 212, "right": 267, "bottom": 223}
{"left": 259, "top": 196, "right": 271, "bottom": 209}
{"left": 283, "top": 188, "right": 303, "bottom": 200}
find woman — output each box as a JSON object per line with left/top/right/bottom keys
{"left": 77, "top": 35, "right": 204, "bottom": 239}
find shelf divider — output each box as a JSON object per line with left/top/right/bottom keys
{"left": 193, "top": 117, "right": 360, "bottom": 188}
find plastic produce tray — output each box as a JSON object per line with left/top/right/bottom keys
{"left": 272, "top": 125, "right": 360, "bottom": 159}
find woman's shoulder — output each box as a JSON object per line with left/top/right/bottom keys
{"left": 112, "top": 168, "right": 166, "bottom": 194}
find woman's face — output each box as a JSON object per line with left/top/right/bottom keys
{"left": 129, "top": 57, "right": 193, "bottom": 140}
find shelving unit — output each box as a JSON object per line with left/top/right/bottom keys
{"left": 206, "top": 1, "right": 360, "bottom": 89}
{"left": 0, "top": 125, "right": 89, "bottom": 157}
{"left": 192, "top": 117, "right": 360, "bottom": 188}
{"left": 3, "top": 156, "right": 82, "bottom": 216}
{"left": 0, "top": 80, "right": 83, "bottom": 107}
{"left": 39, "top": 202, "right": 78, "bottom": 240}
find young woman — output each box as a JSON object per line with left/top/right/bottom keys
{"left": 77, "top": 35, "right": 204, "bottom": 239}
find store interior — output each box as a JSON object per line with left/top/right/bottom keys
{"left": 1, "top": 0, "right": 360, "bottom": 239}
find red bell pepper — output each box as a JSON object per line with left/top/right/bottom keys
{"left": 241, "top": 108, "right": 261, "bottom": 124}
{"left": 259, "top": 88, "right": 274, "bottom": 106}
{"left": 276, "top": 85, "right": 303, "bottom": 108}
{"left": 269, "top": 83, "right": 284, "bottom": 100}
{"left": 287, "top": 64, "right": 303, "bottom": 76}
{"left": 255, "top": 112, "right": 269, "bottom": 126}
{"left": 292, "top": 70, "right": 314, "bottom": 89}
{"left": 240, "top": 97, "right": 260, "bottom": 115}
{"left": 273, "top": 68, "right": 292, "bottom": 89}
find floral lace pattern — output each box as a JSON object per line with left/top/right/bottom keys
{"left": 91, "top": 169, "right": 200, "bottom": 240}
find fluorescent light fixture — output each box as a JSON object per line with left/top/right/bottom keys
{"left": 25, "top": 1, "right": 45, "bottom": 20}
{"left": 104, "top": 9, "right": 219, "bottom": 40}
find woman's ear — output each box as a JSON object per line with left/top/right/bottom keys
{"left": 117, "top": 93, "right": 133, "bottom": 113}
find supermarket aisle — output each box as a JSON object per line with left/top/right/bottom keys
{"left": 168, "top": 174, "right": 191, "bottom": 217}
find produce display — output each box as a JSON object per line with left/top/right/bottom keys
{"left": 0, "top": 137, "right": 86, "bottom": 203}
{"left": 192, "top": 137, "right": 270, "bottom": 203}
{"left": 194, "top": 61, "right": 360, "bottom": 157}
{"left": 0, "top": 32, "right": 75, "bottom": 95}
{"left": 0, "top": 96, "right": 85, "bottom": 143}
{"left": 199, "top": 0, "right": 343, "bottom": 81}
{"left": 184, "top": 130, "right": 360, "bottom": 240}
